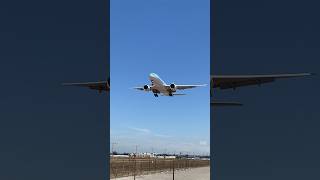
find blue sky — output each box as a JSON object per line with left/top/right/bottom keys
{"left": 110, "top": 0, "right": 210, "bottom": 154}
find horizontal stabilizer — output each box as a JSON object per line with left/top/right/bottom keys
{"left": 211, "top": 101, "right": 242, "bottom": 106}
{"left": 173, "top": 93, "right": 186, "bottom": 96}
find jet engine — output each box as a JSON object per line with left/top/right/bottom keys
{"left": 170, "top": 83, "right": 177, "bottom": 92}
{"left": 143, "top": 85, "right": 151, "bottom": 91}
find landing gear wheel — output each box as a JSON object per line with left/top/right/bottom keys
{"left": 154, "top": 93, "right": 158, "bottom": 97}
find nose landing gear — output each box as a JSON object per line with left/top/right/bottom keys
{"left": 154, "top": 93, "right": 158, "bottom": 97}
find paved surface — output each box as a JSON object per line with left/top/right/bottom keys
{"left": 111, "top": 166, "right": 210, "bottom": 180}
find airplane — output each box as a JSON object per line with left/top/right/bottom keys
{"left": 210, "top": 73, "right": 313, "bottom": 106}
{"left": 62, "top": 73, "right": 312, "bottom": 104}
{"left": 133, "top": 73, "right": 206, "bottom": 97}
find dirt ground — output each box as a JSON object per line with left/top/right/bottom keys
{"left": 111, "top": 166, "right": 210, "bottom": 180}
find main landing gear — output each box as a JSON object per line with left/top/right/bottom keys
{"left": 154, "top": 93, "right": 158, "bottom": 97}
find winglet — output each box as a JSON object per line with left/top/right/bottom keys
{"left": 199, "top": 84, "right": 207, "bottom": 87}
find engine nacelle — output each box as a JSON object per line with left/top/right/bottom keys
{"left": 170, "top": 83, "right": 176, "bottom": 92}
{"left": 143, "top": 84, "right": 151, "bottom": 91}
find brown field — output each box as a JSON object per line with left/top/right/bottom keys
{"left": 113, "top": 166, "right": 210, "bottom": 180}
{"left": 110, "top": 157, "right": 210, "bottom": 179}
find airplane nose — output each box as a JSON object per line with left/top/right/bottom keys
{"left": 149, "top": 73, "right": 158, "bottom": 78}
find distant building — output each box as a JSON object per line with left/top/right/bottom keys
{"left": 110, "top": 155, "right": 130, "bottom": 158}
{"left": 111, "top": 152, "right": 177, "bottom": 159}
{"left": 156, "top": 155, "right": 176, "bottom": 159}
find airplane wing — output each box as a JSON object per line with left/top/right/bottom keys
{"left": 63, "top": 79, "right": 110, "bottom": 92}
{"left": 211, "top": 101, "right": 242, "bottom": 106}
{"left": 160, "top": 93, "right": 186, "bottom": 96}
{"left": 174, "top": 84, "right": 207, "bottom": 90}
{"left": 133, "top": 87, "right": 145, "bottom": 91}
{"left": 132, "top": 86, "right": 159, "bottom": 93}
{"left": 211, "top": 73, "right": 312, "bottom": 90}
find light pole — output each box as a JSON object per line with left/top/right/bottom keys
{"left": 111, "top": 142, "right": 118, "bottom": 155}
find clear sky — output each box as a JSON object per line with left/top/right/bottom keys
{"left": 110, "top": 0, "right": 210, "bottom": 154}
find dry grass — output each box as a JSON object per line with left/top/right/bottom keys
{"left": 110, "top": 157, "right": 210, "bottom": 179}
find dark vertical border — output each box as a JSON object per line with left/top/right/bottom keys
{"left": 210, "top": 0, "right": 215, "bottom": 179}
{"left": 210, "top": 0, "right": 320, "bottom": 180}
{"left": 105, "top": 0, "right": 110, "bottom": 179}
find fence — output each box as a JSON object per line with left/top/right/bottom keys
{"left": 110, "top": 157, "right": 210, "bottom": 179}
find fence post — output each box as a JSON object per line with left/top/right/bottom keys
{"left": 134, "top": 155, "right": 136, "bottom": 180}
{"left": 122, "top": 159, "right": 125, "bottom": 177}
{"left": 172, "top": 159, "right": 175, "bottom": 180}
{"left": 140, "top": 161, "right": 142, "bottom": 175}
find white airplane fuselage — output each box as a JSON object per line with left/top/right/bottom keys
{"left": 149, "top": 73, "right": 171, "bottom": 94}
{"left": 148, "top": 73, "right": 175, "bottom": 95}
